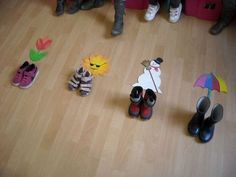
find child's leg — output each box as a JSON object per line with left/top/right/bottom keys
{"left": 210, "top": 0, "right": 236, "bottom": 35}
{"left": 170, "top": 0, "right": 181, "bottom": 8}
{"left": 111, "top": 0, "right": 126, "bottom": 36}
{"left": 149, "top": 0, "right": 159, "bottom": 5}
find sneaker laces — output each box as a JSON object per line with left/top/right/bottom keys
{"left": 146, "top": 5, "right": 158, "bottom": 15}
{"left": 170, "top": 6, "right": 181, "bottom": 16}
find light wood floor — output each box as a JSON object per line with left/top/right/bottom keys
{"left": 0, "top": 0, "right": 236, "bottom": 177}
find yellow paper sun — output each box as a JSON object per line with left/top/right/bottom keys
{"left": 83, "top": 55, "right": 109, "bottom": 76}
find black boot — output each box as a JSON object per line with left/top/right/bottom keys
{"left": 111, "top": 0, "right": 125, "bottom": 36}
{"left": 129, "top": 86, "right": 143, "bottom": 117}
{"left": 80, "top": 0, "right": 105, "bottom": 10}
{"left": 67, "top": 0, "right": 81, "bottom": 14}
{"left": 188, "top": 96, "right": 210, "bottom": 136}
{"left": 199, "top": 104, "right": 223, "bottom": 143}
{"left": 55, "top": 0, "right": 65, "bottom": 16}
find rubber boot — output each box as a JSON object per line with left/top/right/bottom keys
{"left": 188, "top": 96, "right": 211, "bottom": 136}
{"left": 80, "top": 0, "right": 105, "bottom": 10}
{"left": 55, "top": 0, "right": 65, "bottom": 16}
{"left": 199, "top": 104, "right": 223, "bottom": 143}
{"left": 140, "top": 89, "right": 156, "bottom": 120}
{"left": 128, "top": 86, "right": 143, "bottom": 117}
{"left": 111, "top": 0, "right": 125, "bottom": 36}
{"left": 67, "top": 0, "right": 82, "bottom": 14}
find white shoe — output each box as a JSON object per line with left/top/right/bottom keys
{"left": 169, "top": 3, "right": 182, "bottom": 23}
{"left": 144, "top": 3, "right": 160, "bottom": 21}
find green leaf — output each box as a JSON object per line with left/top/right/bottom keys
{"left": 29, "top": 48, "right": 48, "bottom": 62}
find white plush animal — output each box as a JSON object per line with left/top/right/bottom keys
{"left": 133, "top": 58, "right": 163, "bottom": 93}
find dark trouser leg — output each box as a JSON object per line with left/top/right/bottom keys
{"left": 220, "top": 0, "right": 236, "bottom": 25}
{"left": 55, "top": 0, "right": 65, "bottom": 16}
{"left": 210, "top": 0, "right": 236, "bottom": 34}
{"left": 80, "top": 0, "right": 105, "bottom": 10}
{"left": 149, "top": 0, "right": 159, "bottom": 5}
{"left": 170, "top": 0, "right": 181, "bottom": 8}
{"left": 111, "top": 0, "right": 126, "bottom": 36}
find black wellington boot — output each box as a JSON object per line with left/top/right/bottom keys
{"left": 128, "top": 86, "right": 143, "bottom": 117}
{"left": 188, "top": 96, "right": 211, "bottom": 136}
{"left": 67, "top": 0, "right": 82, "bottom": 14}
{"left": 111, "top": 0, "right": 125, "bottom": 36}
{"left": 55, "top": 0, "right": 65, "bottom": 16}
{"left": 80, "top": 0, "right": 105, "bottom": 10}
{"left": 199, "top": 104, "right": 223, "bottom": 143}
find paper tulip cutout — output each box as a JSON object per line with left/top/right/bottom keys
{"left": 30, "top": 48, "right": 48, "bottom": 62}
{"left": 36, "top": 38, "right": 52, "bottom": 51}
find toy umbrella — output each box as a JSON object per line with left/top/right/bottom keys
{"left": 194, "top": 73, "right": 228, "bottom": 98}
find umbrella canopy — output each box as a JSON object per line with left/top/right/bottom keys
{"left": 194, "top": 73, "right": 227, "bottom": 98}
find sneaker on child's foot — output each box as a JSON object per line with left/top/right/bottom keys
{"left": 19, "top": 64, "right": 39, "bottom": 89}
{"left": 169, "top": 3, "right": 182, "bottom": 23}
{"left": 144, "top": 3, "right": 160, "bottom": 21}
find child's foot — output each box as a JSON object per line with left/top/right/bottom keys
{"left": 19, "top": 64, "right": 39, "bottom": 89}
{"left": 12, "top": 61, "right": 30, "bottom": 86}
{"left": 169, "top": 3, "right": 182, "bottom": 23}
{"left": 67, "top": 1, "right": 81, "bottom": 14}
{"left": 68, "top": 67, "right": 85, "bottom": 91}
{"left": 79, "top": 71, "right": 93, "bottom": 96}
{"left": 144, "top": 3, "right": 160, "bottom": 21}
{"left": 55, "top": 1, "right": 65, "bottom": 16}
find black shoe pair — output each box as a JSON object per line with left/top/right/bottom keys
{"left": 55, "top": 0, "right": 82, "bottom": 16}
{"left": 188, "top": 96, "right": 223, "bottom": 143}
{"left": 80, "top": 0, "right": 105, "bottom": 10}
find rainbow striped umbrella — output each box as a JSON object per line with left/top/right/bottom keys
{"left": 194, "top": 73, "right": 228, "bottom": 98}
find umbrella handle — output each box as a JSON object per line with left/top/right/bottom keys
{"left": 207, "top": 89, "right": 212, "bottom": 99}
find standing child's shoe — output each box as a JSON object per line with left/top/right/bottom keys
{"left": 67, "top": 0, "right": 81, "bottom": 14}
{"left": 19, "top": 64, "right": 39, "bottom": 89}
{"left": 12, "top": 61, "right": 30, "bottom": 86}
{"left": 68, "top": 67, "right": 85, "bottom": 91}
{"left": 79, "top": 70, "right": 93, "bottom": 96}
{"left": 140, "top": 89, "right": 156, "bottom": 120}
{"left": 128, "top": 86, "right": 143, "bottom": 117}
{"left": 169, "top": 3, "right": 182, "bottom": 23}
{"left": 55, "top": 0, "right": 65, "bottom": 16}
{"left": 144, "top": 3, "right": 160, "bottom": 21}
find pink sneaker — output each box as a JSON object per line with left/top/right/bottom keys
{"left": 12, "top": 61, "right": 30, "bottom": 86}
{"left": 19, "top": 64, "right": 39, "bottom": 89}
